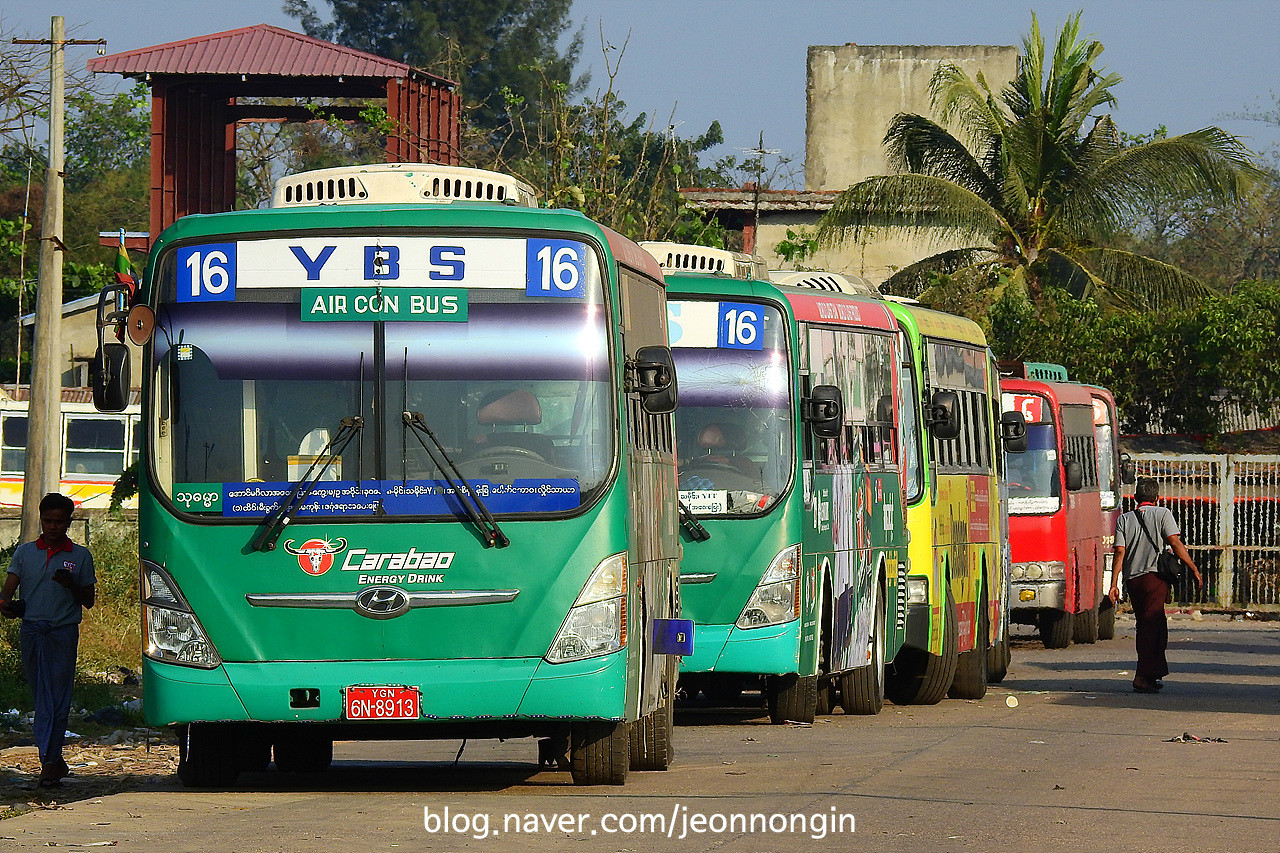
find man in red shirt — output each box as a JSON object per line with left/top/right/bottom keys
{"left": 1, "top": 493, "right": 97, "bottom": 788}
{"left": 1109, "top": 478, "right": 1201, "bottom": 693}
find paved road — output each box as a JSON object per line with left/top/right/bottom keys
{"left": 3, "top": 612, "right": 1278, "bottom": 852}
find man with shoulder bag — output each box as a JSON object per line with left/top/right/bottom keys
{"left": 1109, "top": 478, "right": 1202, "bottom": 693}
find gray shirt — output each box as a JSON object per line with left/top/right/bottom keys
{"left": 6, "top": 539, "right": 96, "bottom": 627}
{"left": 1114, "top": 505, "right": 1179, "bottom": 580}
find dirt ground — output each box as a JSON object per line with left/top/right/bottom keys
{"left": 1, "top": 736, "right": 178, "bottom": 820}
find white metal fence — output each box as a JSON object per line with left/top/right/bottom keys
{"left": 1127, "top": 453, "right": 1280, "bottom": 610}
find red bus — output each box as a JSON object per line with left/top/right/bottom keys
{"left": 1001, "top": 373, "right": 1107, "bottom": 648}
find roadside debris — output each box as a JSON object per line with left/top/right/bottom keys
{"left": 1166, "top": 733, "right": 1227, "bottom": 743}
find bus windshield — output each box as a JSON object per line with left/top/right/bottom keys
{"left": 1006, "top": 421, "right": 1060, "bottom": 514}
{"left": 149, "top": 235, "right": 612, "bottom": 520}
{"left": 669, "top": 299, "right": 792, "bottom": 516}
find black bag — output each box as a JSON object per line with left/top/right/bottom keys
{"left": 1155, "top": 551, "right": 1182, "bottom": 585}
{"left": 1135, "top": 509, "right": 1180, "bottom": 586}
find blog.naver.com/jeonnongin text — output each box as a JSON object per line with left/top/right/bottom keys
{"left": 423, "top": 804, "right": 856, "bottom": 840}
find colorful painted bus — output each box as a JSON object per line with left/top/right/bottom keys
{"left": 90, "top": 163, "right": 687, "bottom": 786}
{"left": 0, "top": 388, "right": 140, "bottom": 512}
{"left": 883, "top": 302, "right": 1017, "bottom": 702}
{"left": 641, "top": 246, "right": 906, "bottom": 721}
{"left": 1001, "top": 367, "right": 1107, "bottom": 648}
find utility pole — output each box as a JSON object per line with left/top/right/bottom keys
{"left": 737, "top": 132, "right": 779, "bottom": 254}
{"left": 13, "top": 18, "right": 105, "bottom": 540}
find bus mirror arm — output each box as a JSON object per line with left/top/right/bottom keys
{"left": 927, "top": 390, "right": 961, "bottom": 440}
{"left": 801, "top": 385, "right": 843, "bottom": 439}
{"left": 91, "top": 283, "right": 133, "bottom": 413}
{"left": 403, "top": 412, "right": 510, "bottom": 549}
{"left": 251, "top": 416, "right": 364, "bottom": 552}
{"left": 1001, "top": 411, "right": 1028, "bottom": 453}
{"left": 628, "top": 346, "right": 678, "bottom": 415}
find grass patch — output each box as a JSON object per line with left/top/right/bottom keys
{"left": 0, "top": 514, "right": 141, "bottom": 716}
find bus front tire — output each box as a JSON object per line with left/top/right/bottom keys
{"left": 766, "top": 673, "right": 817, "bottom": 724}
{"left": 1038, "top": 609, "right": 1073, "bottom": 649}
{"left": 630, "top": 665, "right": 675, "bottom": 771}
{"left": 272, "top": 730, "right": 334, "bottom": 773}
{"left": 571, "top": 720, "right": 629, "bottom": 785}
{"left": 841, "top": 582, "right": 886, "bottom": 715}
{"left": 175, "top": 723, "right": 240, "bottom": 788}
{"left": 887, "top": 586, "right": 959, "bottom": 706}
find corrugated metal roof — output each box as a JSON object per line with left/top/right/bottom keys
{"left": 87, "top": 24, "right": 453, "bottom": 85}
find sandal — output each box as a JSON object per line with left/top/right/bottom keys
{"left": 1133, "top": 681, "right": 1160, "bottom": 694}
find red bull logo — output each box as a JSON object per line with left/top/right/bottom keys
{"left": 283, "top": 537, "right": 348, "bottom": 576}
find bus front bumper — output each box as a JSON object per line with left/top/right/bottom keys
{"left": 1011, "top": 580, "right": 1066, "bottom": 612}
{"left": 679, "top": 621, "right": 800, "bottom": 675}
{"left": 142, "top": 653, "right": 628, "bottom": 726}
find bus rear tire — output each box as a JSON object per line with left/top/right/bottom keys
{"left": 175, "top": 723, "right": 240, "bottom": 788}
{"left": 766, "top": 673, "right": 817, "bottom": 724}
{"left": 887, "top": 585, "right": 959, "bottom": 706}
{"left": 571, "top": 720, "right": 629, "bottom": 785}
{"left": 272, "top": 730, "right": 333, "bottom": 773}
{"left": 815, "top": 678, "right": 837, "bottom": 715}
{"left": 841, "top": 582, "right": 886, "bottom": 715}
{"left": 1073, "top": 601, "right": 1100, "bottom": 644}
{"left": 949, "top": 592, "right": 989, "bottom": 699}
{"left": 1038, "top": 609, "right": 1073, "bottom": 649}
{"left": 1098, "top": 598, "right": 1117, "bottom": 640}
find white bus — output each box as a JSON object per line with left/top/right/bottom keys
{"left": 0, "top": 386, "right": 140, "bottom": 511}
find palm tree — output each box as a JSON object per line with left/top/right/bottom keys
{"left": 816, "top": 12, "right": 1265, "bottom": 310}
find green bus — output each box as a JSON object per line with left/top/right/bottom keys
{"left": 91, "top": 164, "right": 687, "bottom": 787}
{"left": 882, "top": 301, "right": 1022, "bottom": 703}
{"left": 643, "top": 246, "right": 907, "bottom": 721}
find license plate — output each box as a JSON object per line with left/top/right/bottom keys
{"left": 344, "top": 685, "right": 421, "bottom": 720}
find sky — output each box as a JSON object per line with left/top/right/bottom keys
{"left": 3, "top": 0, "right": 1278, "bottom": 185}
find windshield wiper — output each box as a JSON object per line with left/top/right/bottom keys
{"left": 679, "top": 500, "right": 711, "bottom": 541}
{"left": 251, "top": 416, "right": 364, "bottom": 553}
{"left": 403, "top": 410, "right": 510, "bottom": 549}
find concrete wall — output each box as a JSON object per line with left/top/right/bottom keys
{"left": 804, "top": 44, "right": 1020, "bottom": 285}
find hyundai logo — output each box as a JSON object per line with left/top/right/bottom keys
{"left": 354, "top": 586, "right": 410, "bottom": 620}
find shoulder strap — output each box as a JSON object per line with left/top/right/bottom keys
{"left": 1134, "top": 508, "right": 1164, "bottom": 552}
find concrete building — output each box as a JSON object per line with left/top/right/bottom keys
{"left": 686, "top": 44, "right": 1019, "bottom": 285}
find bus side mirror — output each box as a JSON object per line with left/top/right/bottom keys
{"left": 928, "top": 390, "right": 960, "bottom": 440}
{"left": 1120, "top": 452, "right": 1136, "bottom": 484}
{"left": 91, "top": 343, "right": 130, "bottom": 413}
{"left": 802, "top": 384, "right": 843, "bottom": 439}
{"left": 1064, "top": 457, "right": 1084, "bottom": 491}
{"left": 1001, "top": 410, "right": 1028, "bottom": 453}
{"left": 632, "top": 346, "right": 678, "bottom": 414}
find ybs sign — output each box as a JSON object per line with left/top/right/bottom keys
{"left": 174, "top": 237, "right": 591, "bottom": 302}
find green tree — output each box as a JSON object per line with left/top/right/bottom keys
{"left": 65, "top": 82, "right": 150, "bottom": 191}
{"left": 492, "top": 50, "right": 728, "bottom": 245}
{"left": 283, "top": 0, "right": 583, "bottom": 136}
{"left": 817, "top": 12, "right": 1263, "bottom": 312}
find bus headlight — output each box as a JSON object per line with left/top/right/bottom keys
{"left": 736, "top": 545, "right": 801, "bottom": 629}
{"left": 546, "top": 553, "right": 627, "bottom": 663}
{"left": 1012, "top": 561, "right": 1066, "bottom": 582}
{"left": 141, "top": 561, "right": 221, "bottom": 668}
{"left": 906, "top": 576, "right": 929, "bottom": 604}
